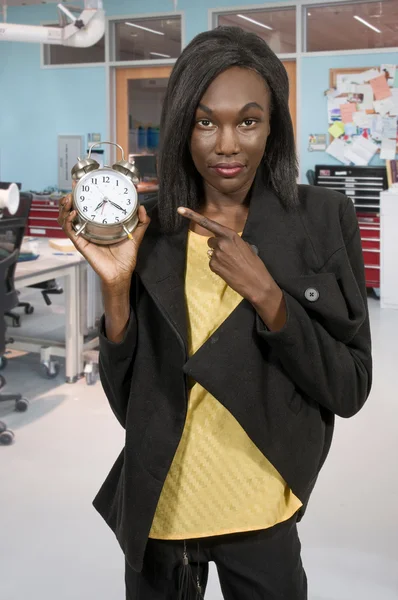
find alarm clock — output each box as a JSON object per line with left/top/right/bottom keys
{"left": 71, "top": 142, "right": 140, "bottom": 245}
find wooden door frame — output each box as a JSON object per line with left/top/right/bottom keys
{"left": 115, "top": 66, "right": 173, "bottom": 159}
{"left": 281, "top": 60, "right": 297, "bottom": 141}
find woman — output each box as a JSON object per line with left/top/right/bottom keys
{"left": 59, "top": 27, "right": 372, "bottom": 600}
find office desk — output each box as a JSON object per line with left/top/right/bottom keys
{"left": 14, "top": 240, "right": 98, "bottom": 383}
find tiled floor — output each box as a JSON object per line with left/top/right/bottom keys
{"left": 0, "top": 296, "right": 397, "bottom": 600}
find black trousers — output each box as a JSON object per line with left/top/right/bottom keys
{"left": 125, "top": 514, "right": 307, "bottom": 599}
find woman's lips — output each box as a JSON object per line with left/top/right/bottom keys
{"left": 211, "top": 164, "right": 245, "bottom": 178}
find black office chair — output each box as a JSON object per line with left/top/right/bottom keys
{"left": 3, "top": 193, "right": 64, "bottom": 327}
{"left": 306, "top": 169, "right": 316, "bottom": 186}
{"left": 6, "top": 280, "right": 64, "bottom": 327}
{"left": 0, "top": 194, "right": 31, "bottom": 445}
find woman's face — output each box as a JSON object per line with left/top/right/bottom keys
{"left": 190, "top": 66, "right": 271, "bottom": 197}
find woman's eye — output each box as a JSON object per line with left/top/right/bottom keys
{"left": 241, "top": 119, "right": 256, "bottom": 127}
{"left": 198, "top": 119, "right": 213, "bottom": 127}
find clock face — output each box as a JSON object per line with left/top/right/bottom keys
{"left": 74, "top": 169, "right": 138, "bottom": 226}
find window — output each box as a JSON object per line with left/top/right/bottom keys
{"left": 305, "top": 0, "right": 398, "bottom": 52}
{"left": 113, "top": 16, "right": 182, "bottom": 62}
{"left": 43, "top": 24, "right": 105, "bottom": 65}
{"left": 216, "top": 8, "right": 296, "bottom": 54}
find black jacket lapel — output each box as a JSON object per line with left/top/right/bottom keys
{"left": 134, "top": 217, "right": 190, "bottom": 354}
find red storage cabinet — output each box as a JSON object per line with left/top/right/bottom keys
{"left": 27, "top": 196, "right": 64, "bottom": 238}
{"left": 358, "top": 213, "right": 380, "bottom": 287}
{"left": 315, "top": 165, "right": 387, "bottom": 290}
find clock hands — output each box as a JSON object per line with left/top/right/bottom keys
{"left": 106, "top": 199, "right": 127, "bottom": 214}
{"left": 92, "top": 195, "right": 127, "bottom": 217}
{"left": 94, "top": 200, "right": 105, "bottom": 212}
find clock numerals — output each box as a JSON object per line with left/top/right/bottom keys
{"left": 83, "top": 206, "right": 88, "bottom": 212}
{"left": 91, "top": 215, "right": 96, "bottom": 220}
{"left": 116, "top": 180, "right": 119, "bottom": 187}
{"left": 127, "top": 199, "right": 131, "bottom": 205}
{"left": 124, "top": 188, "right": 128, "bottom": 194}
{"left": 80, "top": 195, "right": 85, "bottom": 201}
{"left": 103, "top": 176, "right": 110, "bottom": 184}
{"left": 102, "top": 219, "right": 107, "bottom": 224}
{"left": 82, "top": 185, "right": 90, "bottom": 192}
{"left": 115, "top": 217, "right": 120, "bottom": 222}
{"left": 91, "top": 178, "right": 98, "bottom": 184}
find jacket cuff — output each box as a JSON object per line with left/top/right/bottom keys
{"left": 99, "top": 309, "right": 137, "bottom": 359}
{"left": 256, "top": 291, "right": 298, "bottom": 343}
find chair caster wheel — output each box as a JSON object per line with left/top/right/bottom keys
{"left": 25, "top": 305, "right": 34, "bottom": 315}
{"left": 11, "top": 316, "right": 21, "bottom": 327}
{"left": 0, "top": 374, "right": 5, "bottom": 389}
{"left": 15, "top": 398, "right": 29, "bottom": 412}
{"left": 41, "top": 361, "right": 60, "bottom": 379}
{"left": 0, "top": 429, "right": 15, "bottom": 445}
{"left": 0, "top": 421, "right": 6, "bottom": 434}
{"left": 85, "top": 372, "right": 96, "bottom": 386}
{"left": 0, "top": 356, "right": 7, "bottom": 370}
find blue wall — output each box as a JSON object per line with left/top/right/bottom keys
{"left": 0, "top": 1, "right": 397, "bottom": 189}
{"left": 0, "top": 4, "right": 106, "bottom": 191}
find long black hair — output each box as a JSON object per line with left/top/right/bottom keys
{"left": 157, "top": 26, "right": 298, "bottom": 233}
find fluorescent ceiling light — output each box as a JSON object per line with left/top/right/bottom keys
{"left": 237, "top": 14, "right": 273, "bottom": 31}
{"left": 125, "top": 22, "right": 165, "bottom": 36}
{"left": 150, "top": 52, "right": 171, "bottom": 58}
{"left": 308, "top": 12, "right": 311, "bottom": 16}
{"left": 353, "top": 15, "right": 381, "bottom": 33}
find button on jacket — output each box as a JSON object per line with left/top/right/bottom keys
{"left": 93, "top": 172, "right": 372, "bottom": 573}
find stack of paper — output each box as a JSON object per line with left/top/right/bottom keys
{"left": 344, "top": 137, "right": 378, "bottom": 166}
{"left": 48, "top": 238, "right": 77, "bottom": 252}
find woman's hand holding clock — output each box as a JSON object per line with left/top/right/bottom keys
{"left": 58, "top": 193, "right": 150, "bottom": 293}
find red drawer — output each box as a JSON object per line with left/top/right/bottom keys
{"left": 362, "top": 249, "right": 380, "bottom": 266}
{"left": 365, "top": 266, "right": 380, "bottom": 287}
{"left": 361, "top": 239, "right": 380, "bottom": 250}
{"left": 357, "top": 213, "right": 380, "bottom": 225}
{"left": 359, "top": 226, "right": 380, "bottom": 239}
{"left": 27, "top": 224, "right": 64, "bottom": 238}
{"left": 30, "top": 208, "right": 59, "bottom": 220}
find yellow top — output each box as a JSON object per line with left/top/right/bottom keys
{"left": 149, "top": 230, "right": 302, "bottom": 540}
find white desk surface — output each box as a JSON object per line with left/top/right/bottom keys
{"left": 16, "top": 239, "right": 85, "bottom": 282}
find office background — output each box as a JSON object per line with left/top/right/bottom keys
{"left": 0, "top": 2, "right": 397, "bottom": 599}
{"left": 1, "top": 0, "right": 397, "bottom": 190}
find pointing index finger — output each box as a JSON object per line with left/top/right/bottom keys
{"left": 177, "top": 207, "right": 231, "bottom": 237}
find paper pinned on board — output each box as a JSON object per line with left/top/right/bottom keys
{"left": 380, "top": 138, "right": 397, "bottom": 160}
{"left": 344, "top": 123, "right": 358, "bottom": 137}
{"left": 353, "top": 111, "right": 372, "bottom": 129}
{"left": 370, "top": 114, "right": 384, "bottom": 141}
{"left": 327, "top": 97, "right": 347, "bottom": 123}
{"left": 340, "top": 103, "right": 356, "bottom": 124}
{"left": 382, "top": 116, "right": 398, "bottom": 139}
{"left": 381, "top": 64, "right": 396, "bottom": 88}
{"left": 357, "top": 68, "right": 380, "bottom": 83}
{"left": 373, "top": 97, "right": 395, "bottom": 117}
{"left": 328, "top": 121, "right": 345, "bottom": 138}
{"left": 355, "top": 84, "right": 374, "bottom": 110}
{"left": 370, "top": 74, "right": 392, "bottom": 101}
{"left": 326, "top": 138, "right": 351, "bottom": 165}
{"left": 325, "top": 88, "right": 340, "bottom": 99}
{"left": 343, "top": 136, "right": 378, "bottom": 166}
{"left": 390, "top": 89, "right": 398, "bottom": 116}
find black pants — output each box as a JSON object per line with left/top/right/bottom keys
{"left": 125, "top": 514, "right": 307, "bottom": 599}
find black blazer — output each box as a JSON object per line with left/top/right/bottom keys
{"left": 93, "top": 176, "right": 372, "bottom": 573}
